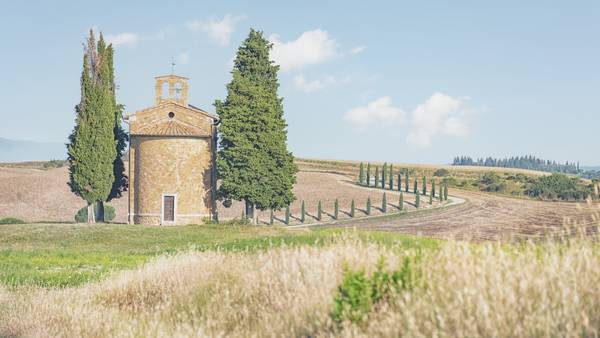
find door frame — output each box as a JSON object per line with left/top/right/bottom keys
{"left": 161, "top": 193, "right": 177, "bottom": 225}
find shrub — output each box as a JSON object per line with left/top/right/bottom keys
{"left": 74, "top": 204, "right": 116, "bottom": 223}
{"left": 332, "top": 257, "right": 417, "bottom": 324}
{"left": 526, "top": 173, "right": 590, "bottom": 201}
{"left": 433, "top": 168, "right": 449, "bottom": 177}
{"left": 0, "top": 217, "right": 25, "bottom": 224}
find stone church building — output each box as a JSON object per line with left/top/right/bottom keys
{"left": 126, "top": 75, "right": 218, "bottom": 225}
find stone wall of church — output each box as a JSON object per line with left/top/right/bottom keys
{"left": 130, "top": 136, "right": 214, "bottom": 225}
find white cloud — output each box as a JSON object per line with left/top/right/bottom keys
{"left": 106, "top": 32, "right": 139, "bottom": 46}
{"left": 407, "top": 92, "right": 469, "bottom": 147}
{"left": 294, "top": 74, "right": 346, "bottom": 92}
{"left": 343, "top": 97, "right": 405, "bottom": 130}
{"left": 177, "top": 51, "right": 190, "bottom": 65}
{"left": 186, "top": 14, "right": 244, "bottom": 45}
{"left": 349, "top": 45, "right": 366, "bottom": 54}
{"left": 269, "top": 29, "right": 339, "bottom": 71}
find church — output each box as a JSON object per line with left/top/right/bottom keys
{"left": 126, "top": 74, "right": 218, "bottom": 225}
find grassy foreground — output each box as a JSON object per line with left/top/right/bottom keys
{"left": 0, "top": 223, "right": 437, "bottom": 288}
{"left": 1, "top": 235, "right": 599, "bottom": 337}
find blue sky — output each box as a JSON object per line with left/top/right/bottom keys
{"left": 1, "top": 1, "right": 599, "bottom": 164}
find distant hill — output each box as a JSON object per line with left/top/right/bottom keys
{"left": 0, "top": 137, "right": 66, "bottom": 163}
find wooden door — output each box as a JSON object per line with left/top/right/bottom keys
{"left": 163, "top": 195, "right": 175, "bottom": 223}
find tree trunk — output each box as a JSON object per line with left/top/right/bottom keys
{"left": 87, "top": 203, "right": 95, "bottom": 223}
{"left": 96, "top": 201, "right": 105, "bottom": 223}
{"left": 244, "top": 199, "right": 255, "bottom": 225}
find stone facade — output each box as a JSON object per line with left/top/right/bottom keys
{"left": 126, "top": 75, "right": 218, "bottom": 225}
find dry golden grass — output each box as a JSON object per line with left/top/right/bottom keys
{"left": 2, "top": 236, "right": 599, "bottom": 337}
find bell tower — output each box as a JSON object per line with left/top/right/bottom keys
{"left": 154, "top": 75, "right": 189, "bottom": 106}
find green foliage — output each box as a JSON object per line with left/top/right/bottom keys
{"left": 366, "top": 197, "right": 371, "bottom": 215}
{"left": 317, "top": 200, "right": 322, "bottom": 221}
{"left": 269, "top": 209, "right": 274, "bottom": 225}
{"left": 432, "top": 179, "right": 436, "bottom": 198}
{"left": 389, "top": 164, "right": 394, "bottom": 189}
{"left": 422, "top": 176, "right": 427, "bottom": 195}
{"left": 443, "top": 185, "right": 448, "bottom": 201}
{"left": 334, "top": 199, "right": 339, "bottom": 220}
{"left": 526, "top": 173, "right": 591, "bottom": 201}
{"left": 413, "top": 177, "right": 418, "bottom": 194}
{"left": 433, "top": 168, "right": 449, "bottom": 177}
{"left": 285, "top": 206, "right": 290, "bottom": 225}
{"left": 405, "top": 172, "right": 409, "bottom": 192}
{"left": 382, "top": 193, "right": 387, "bottom": 213}
{"left": 366, "top": 163, "right": 371, "bottom": 187}
{"left": 415, "top": 191, "right": 420, "bottom": 208}
{"left": 382, "top": 163, "right": 387, "bottom": 189}
{"left": 375, "top": 166, "right": 380, "bottom": 188}
{"left": 350, "top": 200, "right": 355, "bottom": 218}
{"left": 397, "top": 174, "right": 402, "bottom": 191}
{"left": 358, "top": 162, "right": 365, "bottom": 185}
{"left": 332, "top": 257, "right": 418, "bottom": 324}
{"left": 0, "top": 217, "right": 25, "bottom": 225}
{"left": 42, "top": 160, "right": 66, "bottom": 169}
{"left": 75, "top": 204, "right": 115, "bottom": 223}
{"left": 215, "top": 29, "right": 298, "bottom": 212}
{"left": 67, "top": 31, "right": 118, "bottom": 214}
{"left": 300, "top": 200, "right": 305, "bottom": 223}
{"left": 399, "top": 192, "right": 404, "bottom": 211}
{"left": 429, "top": 191, "right": 433, "bottom": 204}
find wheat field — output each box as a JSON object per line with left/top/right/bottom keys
{"left": 2, "top": 236, "right": 598, "bottom": 337}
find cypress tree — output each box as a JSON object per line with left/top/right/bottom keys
{"left": 382, "top": 163, "right": 387, "bottom": 189}
{"left": 389, "top": 164, "right": 394, "bottom": 189}
{"left": 415, "top": 191, "right": 421, "bottom": 208}
{"left": 300, "top": 200, "right": 305, "bottom": 223}
{"left": 429, "top": 190, "right": 433, "bottom": 204}
{"left": 269, "top": 209, "right": 274, "bottom": 225}
{"left": 334, "top": 198, "right": 339, "bottom": 220}
{"left": 399, "top": 192, "right": 404, "bottom": 211}
{"left": 358, "top": 162, "right": 365, "bottom": 185}
{"left": 104, "top": 38, "right": 128, "bottom": 205}
{"left": 215, "top": 29, "right": 298, "bottom": 224}
{"left": 285, "top": 205, "right": 290, "bottom": 225}
{"left": 405, "top": 171, "right": 409, "bottom": 192}
{"left": 366, "top": 163, "right": 371, "bottom": 187}
{"left": 422, "top": 176, "right": 427, "bottom": 195}
{"left": 317, "top": 200, "right": 322, "bottom": 221}
{"left": 366, "top": 197, "right": 371, "bottom": 215}
{"left": 382, "top": 192, "right": 387, "bottom": 213}
{"left": 350, "top": 199, "right": 355, "bottom": 217}
{"left": 397, "top": 174, "right": 402, "bottom": 191}
{"left": 67, "top": 30, "right": 117, "bottom": 223}
{"left": 375, "top": 166, "right": 380, "bottom": 188}
{"left": 444, "top": 184, "right": 448, "bottom": 201}
{"left": 413, "top": 177, "right": 418, "bottom": 194}
{"left": 432, "top": 179, "right": 436, "bottom": 198}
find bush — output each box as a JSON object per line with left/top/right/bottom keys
{"left": 526, "top": 173, "right": 591, "bottom": 201}
{"left": 433, "top": 168, "right": 449, "bottom": 177}
{"left": 75, "top": 204, "right": 116, "bottom": 223}
{"left": 332, "top": 257, "right": 417, "bottom": 324}
{"left": 0, "top": 217, "right": 25, "bottom": 224}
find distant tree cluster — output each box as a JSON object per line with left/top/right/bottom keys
{"left": 452, "top": 155, "right": 580, "bottom": 174}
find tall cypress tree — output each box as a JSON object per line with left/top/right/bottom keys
{"left": 104, "top": 40, "right": 128, "bottom": 204}
{"left": 358, "top": 162, "right": 365, "bottom": 185}
{"left": 67, "top": 30, "right": 117, "bottom": 223}
{"left": 397, "top": 173, "right": 402, "bottom": 191}
{"left": 413, "top": 177, "right": 418, "bottom": 194}
{"left": 422, "top": 176, "right": 427, "bottom": 195}
{"left": 389, "top": 164, "right": 394, "bottom": 189}
{"left": 405, "top": 171, "right": 409, "bottom": 192}
{"left": 366, "top": 163, "right": 371, "bottom": 187}
{"left": 375, "top": 166, "right": 380, "bottom": 188}
{"left": 432, "top": 179, "right": 436, "bottom": 198}
{"left": 215, "top": 29, "right": 298, "bottom": 224}
{"left": 382, "top": 163, "right": 387, "bottom": 189}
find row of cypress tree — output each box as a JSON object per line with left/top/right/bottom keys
{"left": 358, "top": 162, "right": 449, "bottom": 198}
{"left": 67, "top": 31, "right": 127, "bottom": 223}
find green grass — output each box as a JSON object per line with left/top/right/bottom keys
{"left": 0, "top": 223, "right": 438, "bottom": 288}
